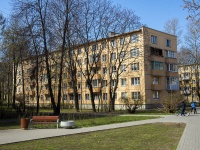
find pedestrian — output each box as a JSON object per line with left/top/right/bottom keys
{"left": 181, "top": 101, "right": 186, "bottom": 116}
{"left": 191, "top": 102, "right": 197, "bottom": 114}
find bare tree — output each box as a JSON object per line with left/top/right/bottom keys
{"left": 183, "top": 0, "right": 200, "bottom": 22}
{"left": 75, "top": 1, "right": 141, "bottom": 112}
{"left": 163, "top": 18, "right": 182, "bottom": 48}
{"left": 183, "top": 20, "right": 200, "bottom": 103}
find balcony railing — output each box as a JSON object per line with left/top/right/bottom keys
{"left": 166, "top": 84, "right": 179, "bottom": 90}
{"left": 182, "top": 76, "right": 190, "bottom": 80}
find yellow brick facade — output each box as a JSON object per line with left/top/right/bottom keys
{"left": 16, "top": 26, "right": 178, "bottom": 109}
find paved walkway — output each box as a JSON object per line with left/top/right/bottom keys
{"left": 0, "top": 113, "right": 200, "bottom": 150}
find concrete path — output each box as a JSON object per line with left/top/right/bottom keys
{"left": 0, "top": 113, "right": 199, "bottom": 150}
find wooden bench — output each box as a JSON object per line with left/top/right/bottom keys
{"left": 30, "top": 116, "right": 59, "bottom": 129}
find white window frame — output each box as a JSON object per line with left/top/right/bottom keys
{"left": 130, "top": 48, "right": 139, "bottom": 57}
{"left": 132, "top": 92, "right": 140, "bottom": 100}
{"left": 85, "top": 94, "right": 90, "bottom": 100}
{"left": 130, "top": 34, "right": 139, "bottom": 43}
{"left": 151, "top": 35, "right": 157, "bottom": 44}
{"left": 121, "top": 65, "right": 126, "bottom": 72}
{"left": 153, "top": 91, "right": 159, "bottom": 99}
{"left": 102, "top": 54, "right": 107, "bottom": 62}
{"left": 131, "top": 63, "right": 139, "bottom": 71}
{"left": 111, "top": 53, "right": 116, "bottom": 60}
{"left": 121, "top": 78, "right": 126, "bottom": 86}
{"left": 131, "top": 77, "right": 140, "bottom": 85}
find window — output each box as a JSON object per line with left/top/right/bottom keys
{"left": 63, "top": 83, "right": 67, "bottom": 89}
{"left": 18, "top": 71, "right": 21, "bottom": 75}
{"left": 120, "top": 51, "right": 126, "bottom": 58}
{"left": 121, "top": 92, "right": 127, "bottom": 99}
{"left": 102, "top": 67, "right": 107, "bottom": 74}
{"left": 63, "top": 94, "right": 67, "bottom": 100}
{"left": 166, "top": 39, "right": 171, "bottom": 47}
{"left": 153, "top": 77, "right": 159, "bottom": 84}
{"left": 112, "top": 66, "right": 116, "bottom": 72}
{"left": 78, "top": 94, "right": 82, "bottom": 100}
{"left": 70, "top": 94, "right": 74, "bottom": 100}
{"left": 151, "top": 61, "right": 164, "bottom": 70}
{"left": 78, "top": 82, "right": 81, "bottom": 89}
{"left": 121, "top": 65, "right": 126, "bottom": 72}
{"left": 102, "top": 42, "right": 106, "bottom": 49}
{"left": 121, "top": 78, "right": 126, "bottom": 86}
{"left": 120, "top": 37, "right": 126, "bottom": 45}
{"left": 77, "top": 59, "right": 82, "bottom": 66}
{"left": 167, "top": 77, "right": 178, "bottom": 85}
{"left": 167, "top": 64, "right": 178, "bottom": 72}
{"left": 68, "top": 82, "right": 73, "bottom": 88}
{"left": 85, "top": 94, "right": 90, "bottom": 100}
{"left": 151, "top": 35, "right": 157, "bottom": 44}
{"left": 26, "top": 87, "right": 29, "bottom": 91}
{"left": 92, "top": 44, "right": 98, "bottom": 51}
{"left": 85, "top": 58, "right": 88, "bottom": 65}
{"left": 70, "top": 50, "right": 74, "bottom": 55}
{"left": 92, "top": 80, "right": 98, "bottom": 87}
{"left": 18, "top": 87, "right": 21, "bottom": 92}
{"left": 130, "top": 48, "right": 139, "bottom": 57}
{"left": 102, "top": 80, "right": 107, "bottom": 87}
{"left": 93, "top": 68, "right": 98, "bottom": 74}
{"left": 131, "top": 77, "right": 140, "bottom": 85}
{"left": 94, "top": 93, "right": 99, "bottom": 100}
{"left": 63, "top": 73, "right": 67, "bottom": 79}
{"left": 111, "top": 39, "right": 116, "bottom": 47}
{"left": 131, "top": 63, "right": 139, "bottom": 71}
{"left": 85, "top": 70, "right": 89, "bottom": 76}
{"left": 130, "top": 34, "right": 139, "bottom": 43}
{"left": 90, "top": 54, "right": 99, "bottom": 63}
{"left": 111, "top": 80, "right": 116, "bottom": 87}
{"left": 153, "top": 91, "right": 159, "bottom": 99}
{"left": 102, "top": 54, "right": 107, "bottom": 62}
{"left": 166, "top": 51, "right": 176, "bottom": 58}
{"left": 18, "top": 79, "right": 22, "bottom": 84}
{"left": 132, "top": 92, "right": 140, "bottom": 100}
{"left": 192, "top": 80, "right": 195, "bottom": 84}
{"left": 78, "top": 48, "right": 82, "bottom": 54}
{"left": 103, "top": 93, "right": 107, "bottom": 100}
{"left": 78, "top": 71, "right": 82, "bottom": 77}
{"left": 111, "top": 53, "right": 116, "bottom": 60}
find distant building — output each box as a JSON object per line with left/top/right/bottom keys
{"left": 178, "top": 64, "right": 200, "bottom": 103}
{"left": 16, "top": 26, "right": 179, "bottom": 109}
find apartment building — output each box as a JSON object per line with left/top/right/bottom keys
{"left": 178, "top": 64, "right": 200, "bottom": 102}
{"left": 16, "top": 26, "right": 179, "bottom": 109}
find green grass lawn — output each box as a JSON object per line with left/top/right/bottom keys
{"left": 0, "top": 122, "right": 185, "bottom": 150}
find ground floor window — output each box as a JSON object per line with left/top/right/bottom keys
{"left": 85, "top": 94, "right": 90, "bottom": 100}
{"left": 132, "top": 92, "right": 140, "bottom": 100}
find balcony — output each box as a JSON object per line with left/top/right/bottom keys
{"left": 166, "top": 84, "right": 179, "bottom": 91}
{"left": 29, "top": 91, "right": 35, "bottom": 96}
{"left": 93, "top": 87, "right": 101, "bottom": 93}
{"left": 42, "top": 90, "right": 49, "bottom": 94}
{"left": 93, "top": 74, "right": 101, "bottom": 79}
{"left": 182, "top": 76, "right": 190, "bottom": 81}
{"left": 150, "top": 55, "right": 165, "bottom": 62}
{"left": 151, "top": 84, "right": 163, "bottom": 90}
{"left": 166, "top": 71, "right": 178, "bottom": 77}
{"left": 68, "top": 88, "right": 74, "bottom": 93}
{"left": 151, "top": 70, "right": 165, "bottom": 76}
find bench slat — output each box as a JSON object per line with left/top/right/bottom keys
{"left": 30, "top": 116, "right": 59, "bottom": 129}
